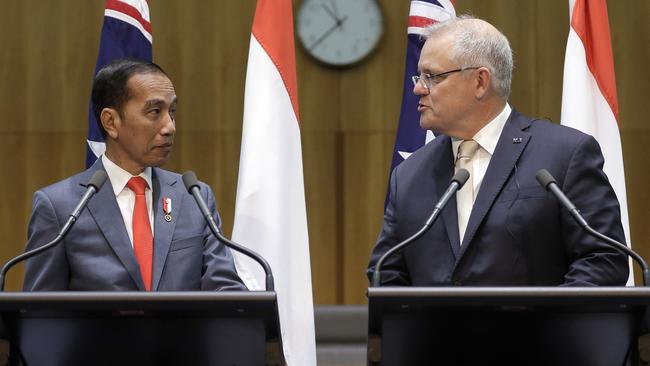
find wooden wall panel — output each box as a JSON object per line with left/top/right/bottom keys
{"left": 622, "top": 132, "right": 650, "bottom": 269}
{"left": 342, "top": 131, "right": 394, "bottom": 304}
{"left": 302, "top": 131, "right": 340, "bottom": 304}
{"left": 0, "top": 0, "right": 648, "bottom": 299}
{"left": 609, "top": 1, "right": 650, "bottom": 131}
{"left": 335, "top": 1, "right": 409, "bottom": 303}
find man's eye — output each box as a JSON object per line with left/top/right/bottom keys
{"left": 149, "top": 109, "right": 161, "bottom": 116}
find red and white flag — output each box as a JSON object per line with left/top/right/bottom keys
{"left": 232, "top": 0, "right": 316, "bottom": 364}
{"left": 561, "top": 0, "right": 632, "bottom": 284}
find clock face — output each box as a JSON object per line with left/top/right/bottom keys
{"left": 297, "top": 0, "right": 383, "bottom": 67}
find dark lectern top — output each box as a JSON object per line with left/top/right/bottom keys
{"left": 368, "top": 287, "right": 649, "bottom": 366}
{"left": 0, "top": 291, "right": 283, "bottom": 366}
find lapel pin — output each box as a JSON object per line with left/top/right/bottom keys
{"left": 512, "top": 137, "right": 523, "bottom": 143}
{"left": 163, "top": 197, "right": 172, "bottom": 222}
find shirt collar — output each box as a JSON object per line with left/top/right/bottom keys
{"left": 452, "top": 103, "right": 512, "bottom": 159}
{"left": 101, "top": 155, "right": 153, "bottom": 196}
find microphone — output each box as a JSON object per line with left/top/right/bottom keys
{"left": 536, "top": 169, "right": 649, "bottom": 286}
{"left": 0, "top": 170, "right": 108, "bottom": 291}
{"left": 182, "top": 171, "right": 274, "bottom": 291}
{"left": 372, "top": 169, "right": 470, "bottom": 287}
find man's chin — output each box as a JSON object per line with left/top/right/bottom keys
{"left": 148, "top": 154, "right": 171, "bottom": 168}
{"left": 419, "top": 119, "right": 439, "bottom": 132}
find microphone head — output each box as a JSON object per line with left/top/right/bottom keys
{"left": 536, "top": 169, "right": 556, "bottom": 190}
{"left": 88, "top": 170, "right": 108, "bottom": 190}
{"left": 452, "top": 169, "right": 470, "bottom": 188}
{"left": 182, "top": 171, "right": 200, "bottom": 193}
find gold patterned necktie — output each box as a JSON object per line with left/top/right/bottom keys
{"left": 456, "top": 140, "right": 480, "bottom": 244}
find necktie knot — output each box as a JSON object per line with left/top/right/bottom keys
{"left": 127, "top": 176, "right": 148, "bottom": 195}
{"left": 457, "top": 140, "right": 480, "bottom": 163}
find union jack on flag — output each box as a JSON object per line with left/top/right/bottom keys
{"left": 86, "top": 0, "right": 152, "bottom": 168}
{"left": 386, "top": 0, "right": 455, "bottom": 202}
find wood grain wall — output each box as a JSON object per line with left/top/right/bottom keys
{"left": 0, "top": 0, "right": 648, "bottom": 304}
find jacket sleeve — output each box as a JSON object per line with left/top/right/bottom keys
{"left": 560, "top": 135, "right": 629, "bottom": 286}
{"left": 367, "top": 168, "right": 411, "bottom": 286}
{"left": 200, "top": 184, "right": 248, "bottom": 291}
{"left": 23, "top": 190, "right": 70, "bottom": 291}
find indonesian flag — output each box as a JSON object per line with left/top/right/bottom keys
{"left": 232, "top": 0, "right": 316, "bottom": 365}
{"left": 561, "top": 0, "right": 633, "bottom": 284}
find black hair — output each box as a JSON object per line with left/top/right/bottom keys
{"left": 91, "top": 59, "right": 168, "bottom": 138}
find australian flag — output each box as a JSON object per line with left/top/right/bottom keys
{"left": 86, "top": 0, "right": 153, "bottom": 168}
{"left": 386, "top": 0, "right": 455, "bottom": 202}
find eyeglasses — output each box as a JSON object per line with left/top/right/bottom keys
{"left": 412, "top": 67, "right": 481, "bottom": 90}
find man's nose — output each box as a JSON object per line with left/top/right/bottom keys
{"left": 161, "top": 113, "right": 176, "bottom": 135}
{"left": 413, "top": 81, "right": 429, "bottom": 96}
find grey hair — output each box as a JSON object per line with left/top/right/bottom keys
{"left": 424, "top": 15, "right": 513, "bottom": 99}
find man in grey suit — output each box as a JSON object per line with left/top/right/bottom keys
{"left": 368, "top": 16, "right": 629, "bottom": 287}
{"left": 23, "top": 59, "right": 246, "bottom": 291}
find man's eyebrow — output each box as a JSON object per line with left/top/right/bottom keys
{"left": 144, "top": 99, "right": 165, "bottom": 109}
{"left": 144, "top": 98, "right": 177, "bottom": 109}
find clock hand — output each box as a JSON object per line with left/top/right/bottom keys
{"left": 321, "top": 3, "right": 341, "bottom": 24}
{"left": 330, "top": 0, "right": 342, "bottom": 22}
{"left": 329, "top": 0, "right": 345, "bottom": 31}
{"left": 309, "top": 15, "right": 348, "bottom": 51}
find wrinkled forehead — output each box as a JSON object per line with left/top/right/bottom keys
{"left": 418, "top": 35, "right": 455, "bottom": 73}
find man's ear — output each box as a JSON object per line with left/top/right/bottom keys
{"left": 474, "top": 67, "right": 492, "bottom": 99}
{"left": 100, "top": 108, "right": 120, "bottom": 139}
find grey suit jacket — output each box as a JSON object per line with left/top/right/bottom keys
{"left": 23, "top": 160, "right": 246, "bottom": 291}
{"left": 368, "top": 109, "right": 629, "bottom": 287}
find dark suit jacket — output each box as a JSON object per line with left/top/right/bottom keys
{"left": 23, "top": 160, "right": 246, "bottom": 291}
{"left": 368, "top": 109, "right": 629, "bottom": 286}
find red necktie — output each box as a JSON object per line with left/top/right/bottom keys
{"left": 127, "top": 177, "right": 153, "bottom": 291}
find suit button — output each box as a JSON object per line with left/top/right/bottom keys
{"left": 453, "top": 281, "right": 462, "bottom": 286}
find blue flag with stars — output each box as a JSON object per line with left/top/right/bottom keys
{"left": 386, "top": 0, "right": 456, "bottom": 203}
{"left": 86, "top": 0, "right": 153, "bottom": 168}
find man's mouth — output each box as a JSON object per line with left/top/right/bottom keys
{"left": 155, "top": 142, "right": 173, "bottom": 150}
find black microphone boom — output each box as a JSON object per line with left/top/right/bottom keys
{"left": 182, "top": 171, "right": 274, "bottom": 291}
{"left": 0, "top": 170, "right": 108, "bottom": 291}
{"left": 536, "top": 169, "right": 649, "bottom": 286}
{"left": 372, "top": 169, "right": 470, "bottom": 287}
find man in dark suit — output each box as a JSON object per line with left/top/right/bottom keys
{"left": 24, "top": 59, "right": 246, "bottom": 291}
{"left": 368, "top": 16, "right": 629, "bottom": 286}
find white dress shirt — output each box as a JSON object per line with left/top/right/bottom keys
{"left": 452, "top": 103, "right": 512, "bottom": 242}
{"left": 101, "top": 155, "right": 154, "bottom": 247}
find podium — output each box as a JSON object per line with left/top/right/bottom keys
{"left": 0, "top": 291, "right": 283, "bottom": 366}
{"left": 367, "top": 287, "right": 649, "bottom": 366}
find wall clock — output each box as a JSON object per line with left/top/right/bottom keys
{"left": 296, "top": 0, "right": 384, "bottom": 67}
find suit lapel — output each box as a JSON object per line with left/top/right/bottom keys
{"left": 151, "top": 168, "right": 181, "bottom": 291}
{"left": 431, "top": 136, "right": 462, "bottom": 258}
{"left": 457, "top": 111, "right": 531, "bottom": 259}
{"left": 84, "top": 160, "right": 146, "bottom": 290}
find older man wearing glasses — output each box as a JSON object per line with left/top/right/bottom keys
{"left": 368, "top": 16, "right": 628, "bottom": 287}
